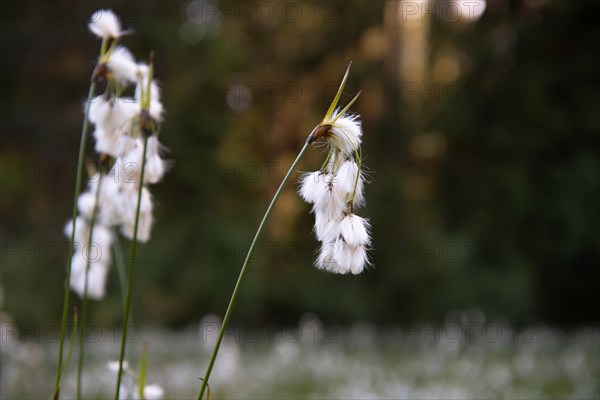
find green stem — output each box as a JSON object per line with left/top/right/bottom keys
{"left": 138, "top": 342, "right": 149, "bottom": 399}
{"left": 53, "top": 81, "right": 96, "bottom": 400}
{"left": 114, "top": 136, "right": 149, "bottom": 400}
{"left": 197, "top": 141, "right": 311, "bottom": 400}
{"left": 76, "top": 173, "right": 103, "bottom": 399}
{"left": 114, "top": 235, "right": 129, "bottom": 311}
{"left": 59, "top": 307, "right": 78, "bottom": 381}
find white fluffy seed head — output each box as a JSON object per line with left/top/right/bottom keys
{"left": 316, "top": 238, "right": 355, "bottom": 274}
{"left": 316, "top": 237, "right": 369, "bottom": 275}
{"left": 332, "top": 159, "right": 364, "bottom": 207}
{"left": 334, "top": 159, "right": 358, "bottom": 191}
{"left": 134, "top": 69, "right": 164, "bottom": 121}
{"left": 68, "top": 222, "right": 112, "bottom": 262}
{"left": 316, "top": 239, "right": 341, "bottom": 273}
{"left": 115, "top": 137, "right": 166, "bottom": 185}
{"left": 88, "top": 97, "right": 111, "bottom": 126}
{"left": 116, "top": 139, "right": 145, "bottom": 183}
{"left": 299, "top": 171, "right": 328, "bottom": 204}
{"left": 113, "top": 135, "right": 137, "bottom": 158}
{"left": 101, "top": 181, "right": 124, "bottom": 226}
{"left": 87, "top": 175, "right": 124, "bottom": 226}
{"left": 67, "top": 220, "right": 113, "bottom": 300}
{"left": 149, "top": 99, "right": 164, "bottom": 122}
{"left": 352, "top": 174, "right": 365, "bottom": 207}
{"left": 77, "top": 191, "right": 96, "bottom": 220}
{"left": 347, "top": 245, "right": 369, "bottom": 275}
{"left": 70, "top": 261, "right": 109, "bottom": 300}
{"left": 89, "top": 98, "right": 137, "bottom": 157}
{"left": 119, "top": 186, "right": 154, "bottom": 242}
{"left": 94, "top": 127, "right": 120, "bottom": 156}
{"left": 313, "top": 175, "right": 346, "bottom": 221}
{"left": 64, "top": 217, "right": 89, "bottom": 244}
{"left": 106, "top": 46, "right": 138, "bottom": 83}
{"left": 144, "top": 136, "right": 167, "bottom": 184}
{"left": 91, "top": 224, "right": 114, "bottom": 257}
{"left": 88, "top": 9, "right": 122, "bottom": 39}
{"left": 120, "top": 209, "right": 153, "bottom": 243}
{"left": 122, "top": 185, "right": 153, "bottom": 215}
{"left": 339, "top": 213, "right": 371, "bottom": 247}
{"left": 109, "top": 101, "right": 138, "bottom": 131}
{"left": 329, "top": 113, "right": 362, "bottom": 155}
{"left": 144, "top": 154, "right": 165, "bottom": 184}
{"left": 141, "top": 384, "right": 165, "bottom": 400}
{"left": 146, "top": 135, "right": 160, "bottom": 157}
{"left": 313, "top": 211, "right": 340, "bottom": 243}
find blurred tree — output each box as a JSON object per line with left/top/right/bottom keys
{"left": 0, "top": 0, "right": 598, "bottom": 329}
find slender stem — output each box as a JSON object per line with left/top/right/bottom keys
{"left": 59, "top": 306, "right": 79, "bottom": 381}
{"left": 53, "top": 81, "right": 96, "bottom": 400}
{"left": 115, "top": 136, "right": 149, "bottom": 400}
{"left": 76, "top": 173, "right": 103, "bottom": 399}
{"left": 114, "top": 235, "right": 129, "bottom": 311}
{"left": 197, "top": 141, "right": 311, "bottom": 400}
{"left": 138, "top": 342, "right": 149, "bottom": 399}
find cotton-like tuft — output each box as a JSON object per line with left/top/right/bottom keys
{"left": 106, "top": 47, "right": 138, "bottom": 83}
{"left": 64, "top": 8, "right": 167, "bottom": 304}
{"left": 119, "top": 186, "right": 154, "bottom": 242}
{"left": 297, "top": 100, "right": 370, "bottom": 274}
{"left": 347, "top": 245, "right": 369, "bottom": 275}
{"left": 94, "top": 127, "right": 121, "bottom": 156}
{"left": 141, "top": 384, "right": 165, "bottom": 400}
{"left": 313, "top": 211, "right": 339, "bottom": 243}
{"left": 144, "top": 154, "right": 165, "bottom": 184}
{"left": 87, "top": 176, "right": 124, "bottom": 226}
{"left": 88, "top": 9, "right": 122, "bottom": 39}
{"left": 316, "top": 239, "right": 341, "bottom": 272}
{"left": 299, "top": 171, "right": 328, "bottom": 204}
{"left": 313, "top": 177, "right": 346, "bottom": 221}
{"left": 339, "top": 213, "right": 371, "bottom": 247}
{"left": 329, "top": 114, "right": 363, "bottom": 154}
{"left": 77, "top": 191, "right": 96, "bottom": 219}
{"left": 70, "top": 260, "right": 109, "bottom": 300}
{"left": 64, "top": 217, "right": 89, "bottom": 244}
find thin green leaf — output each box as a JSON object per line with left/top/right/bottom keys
{"left": 323, "top": 61, "right": 352, "bottom": 123}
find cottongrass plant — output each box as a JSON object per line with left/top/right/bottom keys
{"left": 197, "top": 62, "right": 370, "bottom": 399}
{"left": 54, "top": 9, "right": 166, "bottom": 399}
{"left": 299, "top": 82, "right": 371, "bottom": 274}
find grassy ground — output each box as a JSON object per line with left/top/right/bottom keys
{"left": 2, "top": 319, "right": 598, "bottom": 399}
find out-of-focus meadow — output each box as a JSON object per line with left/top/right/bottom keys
{"left": 3, "top": 321, "right": 600, "bottom": 399}
{"left": 1, "top": 0, "right": 599, "bottom": 398}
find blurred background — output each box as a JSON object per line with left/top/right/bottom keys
{"left": 1, "top": 0, "right": 599, "bottom": 398}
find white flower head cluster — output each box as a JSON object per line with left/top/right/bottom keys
{"left": 299, "top": 69, "right": 371, "bottom": 274}
{"left": 64, "top": 10, "right": 167, "bottom": 300}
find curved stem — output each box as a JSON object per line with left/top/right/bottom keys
{"left": 76, "top": 173, "right": 103, "bottom": 399}
{"left": 53, "top": 81, "right": 96, "bottom": 400}
{"left": 115, "top": 136, "right": 149, "bottom": 400}
{"left": 197, "top": 142, "right": 311, "bottom": 400}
